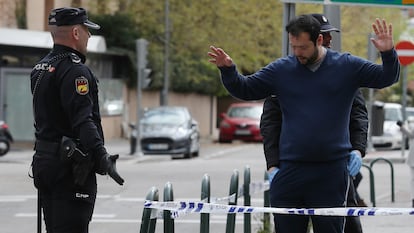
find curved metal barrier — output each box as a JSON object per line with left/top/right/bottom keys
{"left": 200, "top": 174, "right": 210, "bottom": 233}
{"left": 361, "top": 157, "right": 395, "bottom": 207}
{"left": 163, "top": 182, "right": 174, "bottom": 233}
{"left": 139, "top": 166, "right": 271, "bottom": 233}
{"left": 139, "top": 187, "right": 159, "bottom": 233}
{"left": 361, "top": 164, "right": 376, "bottom": 206}
{"left": 243, "top": 166, "right": 251, "bottom": 233}
{"left": 369, "top": 158, "right": 395, "bottom": 203}
{"left": 225, "top": 169, "right": 239, "bottom": 233}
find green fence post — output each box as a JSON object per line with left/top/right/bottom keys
{"left": 200, "top": 174, "right": 210, "bottom": 233}
{"left": 163, "top": 182, "right": 174, "bottom": 233}
{"left": 244, "top": 166, "right": 251, "bottom": 233}
{"left": 361, "top": 164, "right": 375, "bottom": 207}
{"left": 370, "top": 158, "right": 395, "bottom": 203}
{"left": 225, "top": 169, "right": 239, "bottom": 233}
{"left": 140, "top": 186, "right": 159, "bottom": 233}
{"left": 263, "top": 171, "right": 271, "bottom": 232}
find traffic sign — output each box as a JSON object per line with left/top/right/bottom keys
{"left": 395, "top": 40, "right": 414, "bottom": 66}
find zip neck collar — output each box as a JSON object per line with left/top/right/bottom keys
{"left": 52, "top": 44, "right": 86, "bottom": 63}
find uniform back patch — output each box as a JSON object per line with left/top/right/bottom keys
{"left": 75, "top": 76, "right": 89, "bottom": 95}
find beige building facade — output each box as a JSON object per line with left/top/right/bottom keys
{"left": 0, "top": 0, "right": 220, "bottom": 140}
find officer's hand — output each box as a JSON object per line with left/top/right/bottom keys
{"left": 267, "top": 167, "right": 279, "bottom": 183}
{"left": 99, "top": 154, "right": 124, "bottom": 185}
{"left": 348, "top": 150, "right": 362, "bottom": 177}
{"left": 396, "top": 120, "right": 403, "bottom": 127}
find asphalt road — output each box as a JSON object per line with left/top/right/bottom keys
{"left": 1, "top": 140, "right": 413, "bottom": 233}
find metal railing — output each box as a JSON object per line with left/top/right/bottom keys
{"left": 140, "top": 165, "right": 270, "bottom": 233}
{"left": 361, "top": 157, "right": 395, "bottom": 207}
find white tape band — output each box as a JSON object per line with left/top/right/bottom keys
{"left": 144, "top": 200, "right": 414, "bottom": 218}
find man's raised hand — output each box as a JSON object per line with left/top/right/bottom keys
{"left": 208, "top": 46, "right": 234, "bottom": 67}
{"left": 371, "top": 18, "right": 394, "bottom": 52}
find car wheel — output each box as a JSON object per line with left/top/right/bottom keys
{"left": 183, "top": 141, "right": 193, "bottom": 159}
{"left": 183, "top": 151, "right": 192, "bottom": 159}
{"left": 192, "top": 150, "right": 199, "bottom": 157}
{"left": 218, "top": 136, "right": 232, "bottom": 143}
{"left": 0, "top": 139, "right": 10, "bottom": 156}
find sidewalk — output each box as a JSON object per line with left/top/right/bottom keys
{"left": 363, "top": 148, "right": 408, "bottom": 163}
{"left": 357, "top": 149, "right": 413, "bottom": 233}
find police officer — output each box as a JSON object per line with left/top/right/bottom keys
{"left": 30, "top": 7, "right": 124, "bottom": 233}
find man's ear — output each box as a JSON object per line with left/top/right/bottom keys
{"left": 72, "top": 26, "right": 80, "bottom": 40}
{"left": 316, "top": 34, "right": 323, "bottom": 46}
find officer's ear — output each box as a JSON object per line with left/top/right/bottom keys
{"left": 72, "top": 26, "right": 81, "bottom": 40}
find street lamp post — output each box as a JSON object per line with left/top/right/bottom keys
{"left": 161, "top": 0, "right": 170, "bottom": 106}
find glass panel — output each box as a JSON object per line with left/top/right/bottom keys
{"left": 1, "top": 68, "right": 34, "bottom": 141}
{"left": 98, "top": 78, "right": 124, "bottom": 116}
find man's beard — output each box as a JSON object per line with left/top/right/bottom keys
{"left": 298, "top": 47, "right": 319, "bottom": 65}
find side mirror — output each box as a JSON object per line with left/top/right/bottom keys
{"left": 191, "top": 120, "right": 198, "bottom": 128}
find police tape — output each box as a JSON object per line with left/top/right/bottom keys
{"left": 238, "top": 180, "right": 270, "bottom": 198}
{"left": 144, "top": 200, "right": 414, "bottom": 218}
{"left": 209, "top": 180, "right": 270, "bottom": 204}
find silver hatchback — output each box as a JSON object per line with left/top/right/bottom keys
{"left": 140, "top": 106, "right": 200, "bottom": 158}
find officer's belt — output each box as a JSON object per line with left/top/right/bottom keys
{"left": 34, "top": 140, "right": 60, "bottom": 154}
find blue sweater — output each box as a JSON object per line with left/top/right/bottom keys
{"left": 220, "top": 49, "right": 400, "bottom": 162}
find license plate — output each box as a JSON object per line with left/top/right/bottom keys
{"left": 235, "top": 129, "right": 251, "bottom": 135}
{"left": 148, "top": 144, "right": 168, "bottom": 150}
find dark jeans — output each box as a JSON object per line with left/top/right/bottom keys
{"left": 270, "top": 159, "right": 348, "bottom": 233}
{"left": 345, "top": 173, "right": 364, "bottom": 233}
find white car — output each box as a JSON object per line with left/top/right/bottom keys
{"left": 372, "top": 102, "right": 403, "bottom": 149}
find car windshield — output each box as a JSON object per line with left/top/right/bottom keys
{"left": 142, "top": 109, "right": 187, "bottom": 125}
{"left": 384, "top": 108, "right": 402, "bottom": 121}
{"left": 228, "top": 106, "right": 262, "bottom": 119}
{"left": 406, "top": 109, "right": 414, "bottom": 118}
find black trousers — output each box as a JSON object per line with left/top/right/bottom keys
{"left": 32, "top": 152, "right": 97, "bottom": 233}
{"left": 271, "top": 159, "right": 348, "bottom": 233}
{"left": 41, "top": 196, "right": 95, "bottom": 233}
{"left": 345, "top": 176, "right": 363, "bottom": 233}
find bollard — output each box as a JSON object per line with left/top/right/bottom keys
{"left": 129, "top": 123, "right": 137, "bottom": 155}
{"left": 163, "top": 182, "right": 174, "bottom": 233}
{"left": 361, "top": 164, "right": 376, "bottom": 207}
{"left": 244, "top": 166, "right": 251, "bottom": 233}
{"left": 262, "top": 171, "right": 271, "bottom": 232}
{"left": 225, "top": 169, "right": 239, "bottom": 233}
{"left": 200, "top": 174, "right": 210, "bottom": 233}
{"left": 370, "top": 158, "right": 395, "bottom": 203}
{"left": 140, "top": 187, "right": 159, "bottom": 233}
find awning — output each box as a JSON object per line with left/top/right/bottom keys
{"left": 0, "top": 28, "right": 107, "bottom": 53}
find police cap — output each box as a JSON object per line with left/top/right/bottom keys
{"left": 48, "top": 7, "right": 100, "bottom": 30}
{"left": 311, "top": 13, "right": 340, "bottom": 33}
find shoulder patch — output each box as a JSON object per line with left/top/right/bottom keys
{"left": 75, "top": 76, "right": 89, "bottom": 95}
{"left": 70, "top": 53, "right": 81, "bottom": 64}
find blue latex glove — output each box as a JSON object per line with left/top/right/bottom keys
{"left": 348, "top": 150, "right": 362, "bottom": 177}
{"left": 267, "top": 167, "right": 279, "bottom": 183}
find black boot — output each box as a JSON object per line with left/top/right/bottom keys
{"left": 412, "top": 199, "right": 414, "bottom": 208}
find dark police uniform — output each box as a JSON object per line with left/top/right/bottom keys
{"left": 30, "top": 7, "right": 123, "bottom": 233}
{"left": 31, "top": 44, "right": 104, "bottom": 233}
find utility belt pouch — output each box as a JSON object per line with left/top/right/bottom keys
{"left": 60, "top": 136, "right": 94, "bottom": 186}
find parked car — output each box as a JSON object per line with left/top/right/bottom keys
{"left": 0, "top": 120, "right": 14, "bottom": 156}
{"left": 372, "top": 102, "right": 403, "bottom": 149}
{"left": 406, "top": 107, "right": 414, "bottom": 120}
{"left": 140, "top": 106, "right": 200, "bottom": 158}
{"left": 219, "top": 102, "right": 263, "bottom": 143}
{"left": 403, "top": 107, "right": 414, "bottom": 149}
